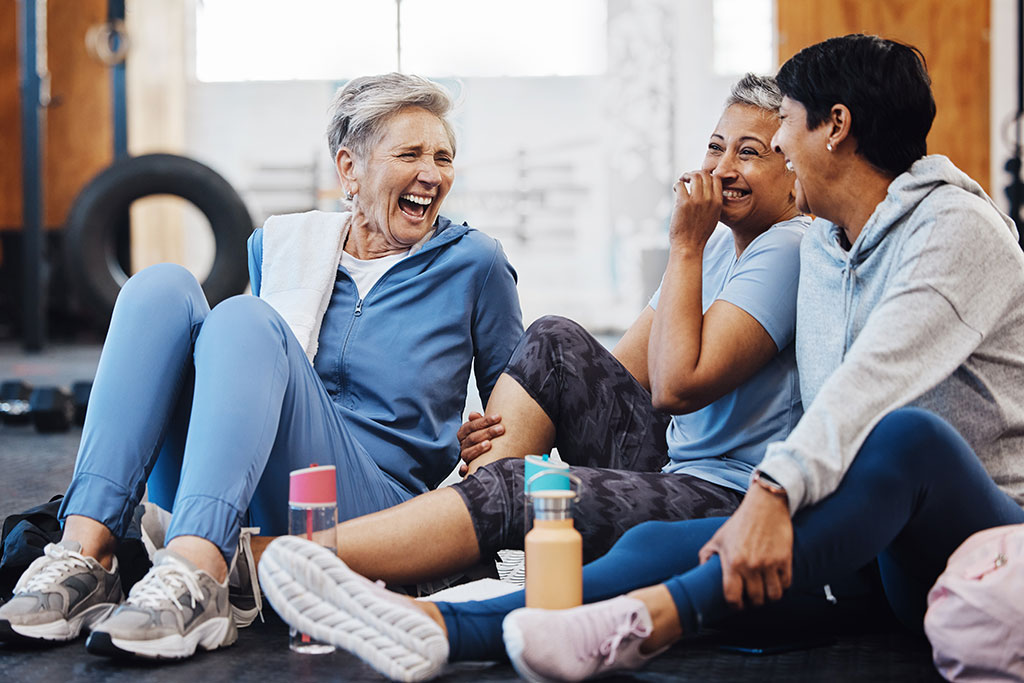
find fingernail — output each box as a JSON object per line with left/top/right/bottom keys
{"left": 494, "top": 425, "right": 505, "bottom": 434}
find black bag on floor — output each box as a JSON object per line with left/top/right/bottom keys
{"left": 0, "top": 495, "right": 152, "bottom": 601}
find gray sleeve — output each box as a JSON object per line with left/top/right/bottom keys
{"left": 757, "top": 284, "right": 981, "bottom": 514}
{"left": 758, "top": 205, "right": 1015, "bottom": 515}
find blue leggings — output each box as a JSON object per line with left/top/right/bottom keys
{"left": 437, "top": 408, "right": 1024, "bottom": 661}
{"left": 58, "top": 264, "right": 412, "bottom": 561}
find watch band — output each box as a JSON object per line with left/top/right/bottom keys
{"left": 752, "top": 469, "right": 787, "bottom": 498}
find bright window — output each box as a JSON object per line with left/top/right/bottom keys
{"left": 195, "top": 0, "right": 606, "bottom": 82}
{"left": 712, "top": 0, "right": 775, "bottom": 76}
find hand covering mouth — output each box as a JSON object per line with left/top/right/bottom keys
{"left": 399, "top": 193, "right": 433, "bottom": 218}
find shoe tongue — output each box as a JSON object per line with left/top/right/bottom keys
{"left": 57, "top": 539, "right": 84, "bottom": 553}
{"left": 153, "top": 548, "right": 199, "bottom": 573}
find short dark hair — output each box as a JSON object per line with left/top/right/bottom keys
{"left": 776, "top": 34, "right": 935, "bottom": 176}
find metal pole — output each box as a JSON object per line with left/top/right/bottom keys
{"left": 108, "top": 0, "right": 132, "bottom": 273}
{"left": 396, "top": 0, "right": 402, "bottom": 73}
{"left": 110, "top": 0, "right": 128, "bottom": 160}
{"left": 17, "top": 0, "right": 46, "bottom": 351}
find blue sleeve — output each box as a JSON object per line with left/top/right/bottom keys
{"left": 247, "top": 229, "right": 263, "bottom": 297}
{"left": 716, "top": 227, "right": 804, "bottom": 350}
{"left": 471, "top": 239, "right": 524, "bottom": 406}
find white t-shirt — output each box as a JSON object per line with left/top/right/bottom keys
{"left": 340, "top": 249, "right": 409, "bottom": 299}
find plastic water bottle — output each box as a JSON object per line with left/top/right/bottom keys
{"left": 288, "top": 464, "right": 338, "bottom": 654}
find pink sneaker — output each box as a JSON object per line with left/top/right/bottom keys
{"left": 502, "top": 596, "right": 663, "bottom": 682}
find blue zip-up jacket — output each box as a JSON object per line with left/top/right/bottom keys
{"left": 248, "top": 216, "right": 524, "bottom": 494}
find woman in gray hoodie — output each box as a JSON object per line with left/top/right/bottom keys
{"left": 248, "top": 35, "right": 1024, "bottom": 682}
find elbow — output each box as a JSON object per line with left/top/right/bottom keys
{"left": 650, "top": 386, "right": 708, "bottom": 415}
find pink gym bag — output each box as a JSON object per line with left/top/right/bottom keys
{"left": 924, "top": 524, "right": 1024, "bottom": 681}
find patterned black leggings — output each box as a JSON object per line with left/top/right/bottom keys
{"left": 450, "top": 315, "right": 743, "bottom": 563}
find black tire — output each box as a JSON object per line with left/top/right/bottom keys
{"left": 64, "top": 153, "right": 253, "bottom": 322}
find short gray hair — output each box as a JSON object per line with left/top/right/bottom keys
{"left": 326, "top": 73, "right": 456, "bottom": 162}
{"left": 725, "top": 73, "right": 783, "bottom": 114}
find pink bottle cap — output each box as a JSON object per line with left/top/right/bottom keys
{"left": 289, "top": 464, "right": 337, "bottom": 506}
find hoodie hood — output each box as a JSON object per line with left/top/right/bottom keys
{"left": 813, "top": 155, "right": 1018, "bottom": 266}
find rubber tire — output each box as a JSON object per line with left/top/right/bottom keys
{"left": 64, "top": 153, "right": 253, "bottom": 322}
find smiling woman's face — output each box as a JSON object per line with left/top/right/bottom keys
{"left": 339, "top": 106, "right": 455, "bottom": 250}
{"left": 701, "top": 103, "right": 795, "bottom": 233}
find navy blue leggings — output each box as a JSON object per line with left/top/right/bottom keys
{"left": 436, "top": 408, "right": 1024, "bottom": 661}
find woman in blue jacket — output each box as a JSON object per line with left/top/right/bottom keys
{"left": 0, "top": 73, "right": 522, "bottom": 662}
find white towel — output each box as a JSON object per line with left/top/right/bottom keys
{"left": 260, "top": 210, "right": 350, "bottom": 363}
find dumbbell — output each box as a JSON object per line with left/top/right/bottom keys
{"left": 0, "top": 379, "right": 93, "bottom": 432}
{"left": 29, "top": 386, "right": 76, "bottom": 433}
{"left": 70, "top": 381, "right": 92, "bottom": 426}
{"left": 0, "top": 380, "right": 33, "bottom": 425}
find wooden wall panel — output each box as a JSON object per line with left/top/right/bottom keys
{"left": 0, "top": 0, "right": 23, "bottom": 228}
{"left": 44, "top": 0, "right": 112, "bottom": 227}
{"left": 777, "top": 0, "right": 990, "bottom": 191}
{"left": 0, "top": 0, "right": 113, "bottom": 230}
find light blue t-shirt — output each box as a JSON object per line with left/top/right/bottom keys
{"left": 651, "top": 216, "right": 809, "bottom": 493}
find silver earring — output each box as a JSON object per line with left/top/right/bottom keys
{"left": 826, "top": 142, "right": 833, "bottom": 152}
{"left": 345, "top": 191, "right": 354, "bottom": 201}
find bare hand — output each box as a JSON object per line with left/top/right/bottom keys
{"left": 457, "top": 412, "right": 504, "bottom": 475}
{"left": 670, "top": 170, "right": 722, "bottom": 250}
{"left": 698, "top": 485, "right": 793, "bottom": 609}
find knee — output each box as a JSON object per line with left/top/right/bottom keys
{"left": 514, "top": 315, "right": 590, "bottom": 363}
{"left": 198, "top": 295, "right": 286, "bottom": 349}
{"left": 615, "top": 520, "right": 678, "bottom": 553}
{"left": 857, "top": 408, "right": 968, "bottom": 479}
{"left": 116, "top": 263, "right": 203, "bottom": 310}
{"left": 112, "top": 264, "right": 205, "bottom": 323}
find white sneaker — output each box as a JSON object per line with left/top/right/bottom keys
{"left": 258, "top": 535, "right": 448, "bottom": 682}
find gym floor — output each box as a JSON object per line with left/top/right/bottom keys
{"left": 0, "top": 342, "right": 944, "bottom": 682}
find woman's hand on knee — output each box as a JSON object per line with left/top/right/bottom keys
{"left": 457, "top": 412, "right": 505, "bottom": 475}
{"left": 698, "top": 486, "right": 794, "bottom": 610}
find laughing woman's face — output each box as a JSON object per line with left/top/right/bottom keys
{"left": 338, "top": 106, "right": 455, "bottom": 251}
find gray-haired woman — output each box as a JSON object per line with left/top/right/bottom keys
{"left": 0, "top": 73, "right": 523, "bottom": 661}
{"left": 250, "top": 73, "right": 812, "bottom": 680}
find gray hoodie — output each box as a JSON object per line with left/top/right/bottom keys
{"left": 757, "top": 155, "right": 1024, "bottom": 515}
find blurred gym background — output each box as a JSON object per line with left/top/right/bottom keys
{"left": 0, "top": 0, "right": 1017, "bottom": 439}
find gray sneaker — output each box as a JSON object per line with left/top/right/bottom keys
{"left": 85, "top": 548, "right": 237, "bottom": 660}
{"left": 228, "top": 526, "right": 263, "bottom": 628}
{"left": 0, "top": 540, "right": 122, "bottom": 643}
{"left": 136, "top": 503, "right": 261, "bottom": 629}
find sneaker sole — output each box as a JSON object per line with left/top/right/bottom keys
{"left": 259, "top": 536, "right": 448, "bottom": 682}
{"left": 0, "top": 603, "right": 117, "bottom": 643}
{"left": 85, "top": 616, "right": 237, "bottom": 660}
{"left": 502, "top": 615, "right": 559, "bottom": 683}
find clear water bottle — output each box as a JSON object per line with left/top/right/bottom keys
{"left": 288, "top": 464, "right": 338, "bottom": 654}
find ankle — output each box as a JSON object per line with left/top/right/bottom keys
{"left": 166, "top": 536, "right": 229, "bottom": 583}
{"left": 411, "top": 598, "right": 448, "bottom": 638}
{"left": 628, "top": 585, "right": 683, "bottom": 654}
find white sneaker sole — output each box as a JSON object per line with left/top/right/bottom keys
{"left": 7, "top": 602, "right": 116, "bottom": 642}
{"left": 259, "top": 536, "right": 448, "bottom": 682}
{"left": 91, "top": 616, "right": 236, "bottom": 659}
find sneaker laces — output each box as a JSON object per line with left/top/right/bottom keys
{"left": 593, "top": 610, "right": 652, "bottom": 666}
{"left": 234, "top": 526, "right": 263, "bottom": 622}
{"left": 19, "top": 544, "right": 92, "bottom": 593}
{"left": 128, "top": 559, "right": 204, "bottom": 612}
